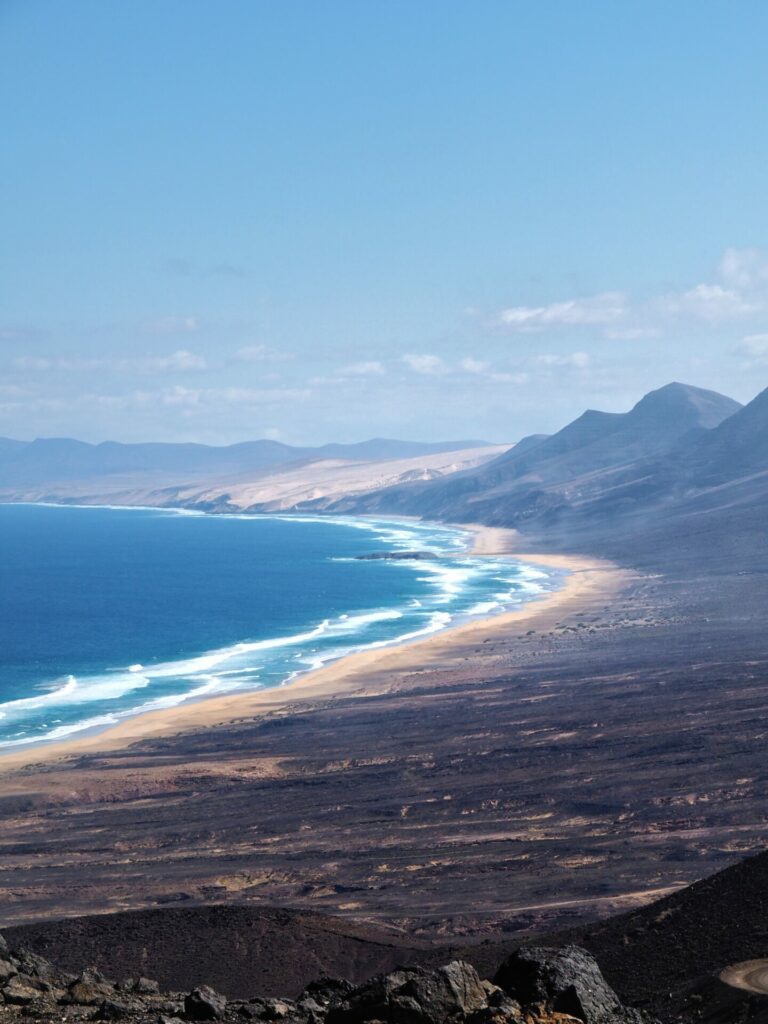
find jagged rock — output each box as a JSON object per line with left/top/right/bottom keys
{"left": 12, "top": 949, "right": 57, "bottom": 980}
{"left": 0, "top": 924, "right": 656, "bottom": 1024}
{"left": 328, "top": 960, "right": 488, "bottom": 1024}
{"left": 297, "top": 996, "right": 325, "bottom": 1017}
{"left": 135, "top": 976, "right": 161, "bottom": 994}
{"left": 0, "top": 933, "right": 8, "bottom": 956}
{"left": 0, "top": 957, "right": 17, "bottom": 983}
{"left": 64, "top": 970, "right": 116, "bottom": 1006}
{"left": 300, "top": 979, "right": 355, "bottom": 1008}
{"left": 239, "top": 997, "right": 298, "bottom": 1021}
{"left": 161, "top": 1001, "right": 186, "bottom": 1015}
{"left": 185, "top": 985, "right": 228, "bottom": 1020}
{"left": 263, "top": 998, "right": 296, "bottom": 1021}
{"left": 3, "top": 976, "right": 43, "bottom": 1005}
{"left": 468, "top": 983, "right": 523, "bottom": 1024}
{"left": 494, "top": 947, "right": 627, "bottom": 1024}
{"left": 95, "top": 998, "right": 131, "bottom": 1020}
{"left": 478, "top": 982, "right": 521, "bottom": 1015}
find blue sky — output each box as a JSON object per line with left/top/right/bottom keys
{"left": 2, "top": 0, "right": 768, "bottom": 444}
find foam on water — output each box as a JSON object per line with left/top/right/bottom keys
{"left": 0, "top": 509, "right": 560, "bottom": 748}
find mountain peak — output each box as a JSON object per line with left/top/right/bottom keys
{"left": 629, "top": 381, "right": 741, "bottom": 430}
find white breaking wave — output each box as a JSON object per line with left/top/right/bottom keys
{"left": 467, "top": 600, "right": 502, "bottom": 615}
{"left": 0, "top": 675, "right": 78, "bottom": 713}
{"left": 0, "top": 713, "right": 121, "bottom": 747}
{"left": 0, "top": 510, "right": 558, "bottom": 748}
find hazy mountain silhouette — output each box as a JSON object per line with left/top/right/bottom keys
{"left": 326, "top": 383, "right": 743, "bottom": 526}
{"left": 0, "top": 436, "right": 492, "bottom": 489}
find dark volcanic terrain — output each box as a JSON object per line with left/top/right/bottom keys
{"left": 1, "top": 556, "right": 767, "bottom": 938}
{"left": 0, "top": 921, "right": 660, "bottom": 1024}
{"left": 6, "top": 850, "right": 768, "bottom": 1024}
{"left": 563, "top": 847, "right": 768, "bottom": 1024}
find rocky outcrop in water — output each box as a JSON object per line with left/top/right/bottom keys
{"left": 0, "top": 930, "right": 655, "bottom": 1024}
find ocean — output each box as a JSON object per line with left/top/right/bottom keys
{"left": 0, "top": 504, "right": 556, "bottom": 748}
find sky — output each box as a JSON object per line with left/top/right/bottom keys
{"left": 2, "top": 0, "right": 768, "bottom": 445}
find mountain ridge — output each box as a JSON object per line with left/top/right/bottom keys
{"left": 319, "top": 382, "right": 746, "bottom": 533}
{"left": 0, "top": 436, "right": 496, "bottom": 489}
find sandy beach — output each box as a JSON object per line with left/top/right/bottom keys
{"left": 0, "top": 522, "right": 628, "bottom": 773}
{"left": 2, "top": 518, "right": 765, "bottom": 936}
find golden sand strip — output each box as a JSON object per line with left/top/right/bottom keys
{"left": 0, "top": 523, "right": 629, "bottom": 772}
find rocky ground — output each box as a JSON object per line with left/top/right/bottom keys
{"left": 0, "top": 927, "right": 654, "bottom": 1024}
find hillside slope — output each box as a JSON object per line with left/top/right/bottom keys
{"left": 323, "top": 383, "right": 743, "bottom": 530}
{"left": 4, "top": 906, "right": 433, "bottom": 998}
{"left": 564, "top": 846, "right": 768, "bottom": 1023}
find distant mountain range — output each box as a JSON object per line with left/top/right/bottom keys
{"left": 4, "top": 382, "right": 767, "bottom": 571}
{"left": 0, "top": 436, "right": 492, "bottom": 489}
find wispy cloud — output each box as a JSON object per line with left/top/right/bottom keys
{"left": 659, "top": 283, "right": 759, "bottom": 321}
{"left": 12, "top": 350, "right": 208, "bottom": 373}
{"left": 488, "top": 248, "right": 768, "bottom": 342}
{"left": 400, "top": 352, "right": 537, "bottom": 385}
{"left": 488, "top": 371, "right": 530, "bottom": 384}
{"left": 338, "top": 361, "right": 386, "bottom": 376}
{"left": 496, "top": 292, "right": 627, "bottom": 332}
{"left": 648, "top": 250, "right": 768, "bottom": 325}
{"left": 402, "top": 353, "right": 449, "bottom": 375}
{"left": 158, "top": 385, "right": 311, "bottom": 408}
{"left": 143, "top": 350, "right": 207, "bottom": 371}
{"left": 537, "top": 351, "right": 590, "bottom": 368}
{"left": 719, "top": 248, "right": 768, "bottom": 290}
{"left": 235, "top": 344, "right": 293, "bottom": 363}
{"left": 736, "top": 333, "right": 768, "bottom": 367}
{"left": 459, "top": 357, "right": 490, "bottom": 374}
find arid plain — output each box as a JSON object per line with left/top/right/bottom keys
{"left": 0, "top": 523, "right": 765, "bottom": 940}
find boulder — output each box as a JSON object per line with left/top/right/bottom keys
{"left": 0, "top": 957, "right": 17, "bottom": 984}
{"left": 469, "top": 983, "right": 523, "bottom": 1024}
{"left": 185, "top": 985, "right": 228, "bottom": 1021}
{"left": 239, "top": 997, "right": 298, "bottom": 1021}
{"left": 328, "top": 960, "right": 488, "bottom": 1024}
{"left": 95, "top": 998, "right": 132, "bottom": 1020}
{"left": 135, "top": 976, "right": 161, "bottom": 995}
{"left": 297, "top": 996, "right": 326, "bottom": 1018}
{"left": 64, "top": 970, "right": 116, "bottom": 1006}
{"left": 12, "top": 949, "right": 56, "bottom": 980}
{"left": 494, "top": 947, "right": 624, "bottom": 1024}
{"left": 2, "top": 976, "right": 43, "bottom": 1005}
{"left": 300, "top": 978, "right": 355, "bottom": 1008}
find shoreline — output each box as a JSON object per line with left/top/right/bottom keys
{"left": 0, "top": 520, "right": 629, "bottom": 773}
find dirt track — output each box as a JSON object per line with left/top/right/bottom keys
{"left": 720, "top": 961, "right": 768, "bottom": 994}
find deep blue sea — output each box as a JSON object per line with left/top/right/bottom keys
{"left": 0, "top": 505, "right": 556, "bottom": 748}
